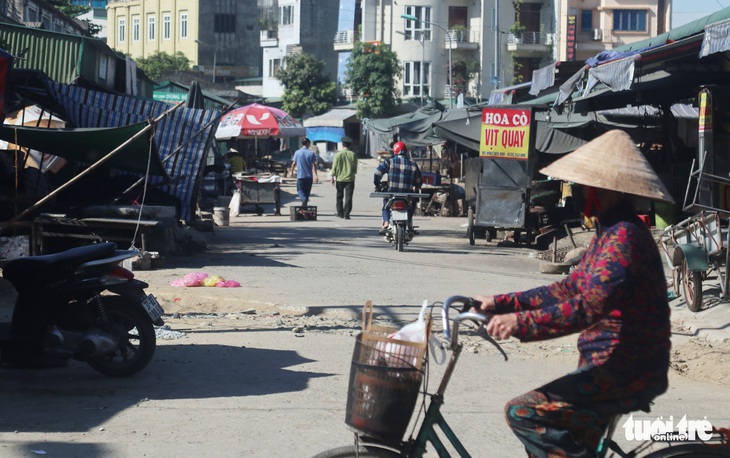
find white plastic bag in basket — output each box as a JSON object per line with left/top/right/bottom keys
{"left": 389, "top": 300, "right": 445, "bottom": 366}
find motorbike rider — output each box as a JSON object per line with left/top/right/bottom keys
{"left": 373, "top": 141, "right": 422, "bottom": 235}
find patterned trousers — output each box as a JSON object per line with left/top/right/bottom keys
{"left": 505, "top": 366, "right": 664, "bottom": 458}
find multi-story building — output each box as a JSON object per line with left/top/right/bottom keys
{"left": 541, "top": 0, "right": 670, "bottom": 65}
{"left": 1, "top": 0, "right": 89, "bottom": 35}
{"left": 257, "top": 0, "right": 340, "bottom": 100}
{"left": 337, "top": 0, "right": 517, "bottom": 104}
{"left": 335, "top": 0, "right": 670, "bottom": 103}
{"left": 107, "top": 0, "right": 262, "bottom": 83}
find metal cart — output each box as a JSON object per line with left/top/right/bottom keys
{"left": 233, "top": 173, "right": 282, "bottom": 216}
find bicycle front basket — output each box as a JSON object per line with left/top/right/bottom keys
{"left": 345, "top": 332, "right": 425, "bottom": 444}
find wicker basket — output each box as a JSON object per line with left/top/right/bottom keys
{"left": 344, "top": 301, "right": 429, "bottom": 443}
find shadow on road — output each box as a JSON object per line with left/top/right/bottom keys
{"left": 0, "top": 343, "right": 329, "bottom": 433}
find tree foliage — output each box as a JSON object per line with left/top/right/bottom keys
{"left": 135, "top": 51, "right": 191, "bottom": 81}
{"left": 47, "top": 0, "right": 89, "bottom": 18}
{"left": 345, "top": 42, "right": 402, "bottom": 119}
{"left": 276, "top": 53, "right": 336, "bottom": 119}
{"left": 46, "top": 0, "right": 101, "bottom": 37}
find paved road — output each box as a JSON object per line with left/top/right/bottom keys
{"left": 150, "top": 158, "right": 730, "bottom": 342}
{"left": 0, "top": 158, "right": 728, "bottom": 457}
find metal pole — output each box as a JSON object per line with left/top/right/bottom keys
{"left": 420, "top": 34, "right": 424, "bottom": 106}
{"left": 401, "top": 15, "right": 452, "bottom": 109}
{"left": 212, "top": 49, "right": 217, "bottom": 84}
{"left": 429, "top": 22, "right": 453, "bottom": 109}
{"left": 494, "top": 0, "right": 500, "bottom": 89}
{"left": 196, "top": 39, "right": 217, "bottom": 83}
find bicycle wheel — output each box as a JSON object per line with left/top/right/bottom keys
{"left": 313, "top": 445, "right": 401, "bottom": 458}
{"left": 643, "top": 443, "right": 730, "bottom": 457}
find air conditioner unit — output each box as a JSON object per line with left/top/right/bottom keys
{"left": 592, "top": 28, "right": 602, "bottom": 41}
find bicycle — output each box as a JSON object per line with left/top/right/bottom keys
{"left": 314, "top": 296, "right": 730, "bottom": 458}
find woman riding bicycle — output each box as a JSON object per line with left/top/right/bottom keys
{"left": 475, "top": 130, "right": 675, "bottom": 458}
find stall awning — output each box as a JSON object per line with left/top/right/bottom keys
{"left": 530, "top": 63, "right": 556, "bottom": 96}
{"left": 303, "top": 109, "right": 357, "bottom": 128}
{"left": 0, "top": 122, "right": 168, "bottom": 177}
{"left": 700, "top": 18, "right": 730, "bottom": 57}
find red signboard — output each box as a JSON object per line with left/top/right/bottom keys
{"left": 566, "top": 15, "right": 577, "bottom": 62}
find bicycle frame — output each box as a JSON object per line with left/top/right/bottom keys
{"left": 337, "top": 297, "right": 730, "bottom": 458}
{"left": 352, "top": 296, "right": 503, "bottom": 457}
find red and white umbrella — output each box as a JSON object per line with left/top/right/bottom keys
{"left": 215, "top": 103, "right": 305, "bottom": 140}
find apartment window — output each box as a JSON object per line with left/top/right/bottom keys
{"left": 214, "top": 14, "right": 236, "bottom": 33}
{"left": 41, "top": 13, "right": 51, "bottom": 29}
{"left": 148, "top": 14, "right": 156, "bottom": 41}
{"left": 613, "top": 10, "right": 647, "bottom": 32}
{"left": 180, "top": 12, "right": 188, "bottom": 38}
{"left": 403, "top": 61, "right": 430, "bottom": 97}
{"left": 580, "top": 10, "right": 593, "bottom": 32}
{"left": 280, "top": 5, "right": 294, "bottom": 26}
{"left": 25, "top": 5, "right": 39, "bottom": 22}
{"left": 118, "top": 17, "right": 126, "bottom": 42}
{"left": 269, "top": 58, "right": 282, "bottom": 77}
{"left": 132, "top": 16, "right": 140, "bottom": 41}
{"left": 404, "top": 6, "right": 432, "bottom": 41}
{"left": 163, "top": 14, "right": 171, "bottom": 40}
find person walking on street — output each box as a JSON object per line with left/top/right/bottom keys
{"left": 330, "top": 136, "right": 358, "bottom": 219}
{"left": 474, "top": 130, "right": 674, "bottom": 458}
{"left": 374, "top": 141, "right": 422, "bottom": 234}
{"left": 291, "top": 138, "right": 319, "bottom": 206}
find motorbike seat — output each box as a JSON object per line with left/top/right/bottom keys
{"left": 2, "top": 242, "right": 118, "bottom": 291}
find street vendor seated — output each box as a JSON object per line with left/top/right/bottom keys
{"left": 226, "top": 148, "right": 246, "bottom": 175}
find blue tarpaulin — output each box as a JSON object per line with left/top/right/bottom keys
{"left": 305, "top": 126, "right": 345, "bottom": 143}
{"left": 45, "top": 81, "right": 220, "bottom": 222}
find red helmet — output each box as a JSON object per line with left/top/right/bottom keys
{"left": 393, "top": 142, "right": 407, "bottom": 155}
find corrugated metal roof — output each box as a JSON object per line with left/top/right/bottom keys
{"left": 0, "top": 22, "right": 153, "bottom": 97}
{"left": 0, "top": 25, "right": 82, "bottom": 83}
{"left": 303, "top": 109, "right": 357, "bottom": 127}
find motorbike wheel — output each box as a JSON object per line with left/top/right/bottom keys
{"left": 87, "top": 296, "right": 157, "bottom": 377}
{"left": 396, "top": 223, "right": 405, "bottom": 252}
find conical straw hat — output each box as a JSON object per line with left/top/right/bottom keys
{"left": 539, "top": 130, "right": 674, "bottom": 203}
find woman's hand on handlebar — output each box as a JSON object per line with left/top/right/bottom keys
{"left": 486, "top": 314, "right": 518, "bottom": 340}
{"left": 472, "top": 295, "right": 496, "bottom": 313}
{"left": 472, "top": 295, "right": 518, "bottom": 340}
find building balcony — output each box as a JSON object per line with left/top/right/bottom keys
{"left": 507, "top": 32, "right": 554, "bottom": 55}
{"left": 260, "top": 29, "right": 278, "bottom": 47}
{"left": 334, "top": 30, "right": 357, "bottom": 51}
{"left": 446, "top": 28, "right": 479, "bottom": 51}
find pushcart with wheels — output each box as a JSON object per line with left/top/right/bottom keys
{"left": 660, "top": 212, "right": 730, "bottom": 312}
{"left": 464, "top": 157, "right": 564, "bottom": 248}
{"left": 660, "top": 85, "right": 730, "bottom": 312}
{"left": 233, "top": 173, "right": 281, "bottom": 216}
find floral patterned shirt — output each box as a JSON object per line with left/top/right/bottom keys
{"left": 493, "top": 201, "right": 671, "bottom": 388}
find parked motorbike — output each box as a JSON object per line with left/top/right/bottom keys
{"left": 0, "top": 242, "right": 164, "bottom": 377}
{"left": 371, "top": 185, "right": 427, "bottom": 252}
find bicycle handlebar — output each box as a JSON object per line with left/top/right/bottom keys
{"left": 442, "top": 296, "right": 508, "bottom": 361}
